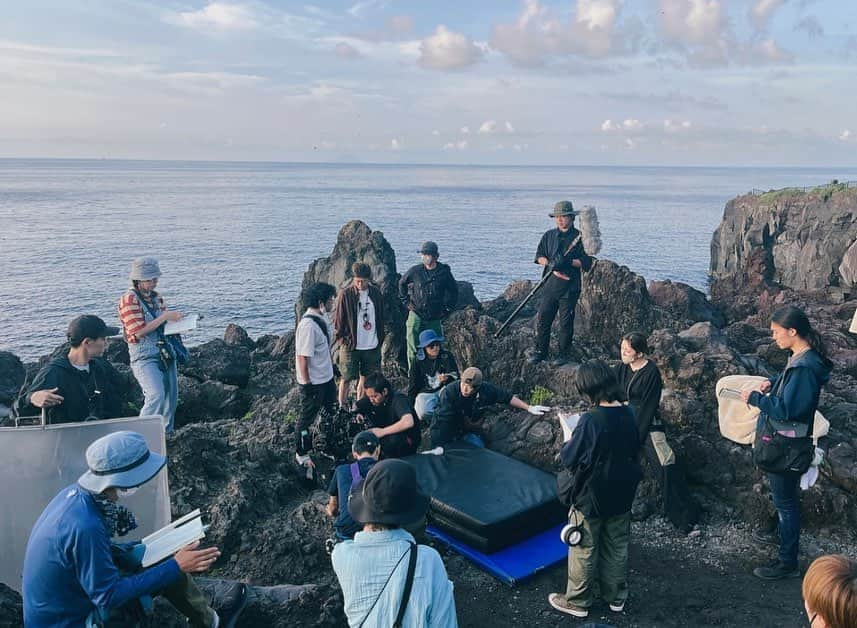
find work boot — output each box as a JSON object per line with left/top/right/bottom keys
{"left": 752, "top": 559, "right": 800, "bottom": 580}
{"left": 210, "top": 581, "right": 249, "bottom": 628}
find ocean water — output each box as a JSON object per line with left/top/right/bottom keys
{"left": 2, "top": 159, "right": 856, "bottom": 361}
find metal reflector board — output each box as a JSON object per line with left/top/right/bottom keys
{"left": 0, "top": 416, "right": 170, "bottom": 591}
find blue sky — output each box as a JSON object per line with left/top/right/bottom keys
{"left": 1, "top": 0, "right": 855, "bottom": 165}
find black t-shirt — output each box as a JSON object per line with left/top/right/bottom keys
{"left": 356, "top": 391, "right": 421, "bottom": 437}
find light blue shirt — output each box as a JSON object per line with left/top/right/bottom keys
{"left": 331, "top": 528, "right": 458, "bottom": 628}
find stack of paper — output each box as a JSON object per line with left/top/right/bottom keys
{"left": 141, "top": 509, "right": 207, "bottom": 567}
{"left": 558, "top": 413, "right": 581, "bottom": 442}
{"left": 164, "top": 314, "right": 199, "bottom": 335}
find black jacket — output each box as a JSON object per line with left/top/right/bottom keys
{"left": 560, "top": 405, "right": 642, "bottom": 518}
{"left": 398, "top": 262, "right": 458, "bottom": 321}
{"left": 534, "top": 227, "right": 594, "bottom": 293}
{"left": 15, "top": 355, "right": 124, "bottom": 424}
{"left": 407, "top": 349, "right": 459, "bottom": 403}
{"left": 434, "top": 380, "right": 512, "bottom": 426}
{"left": 614, "top": 361, "right": 664, "bottom": 443}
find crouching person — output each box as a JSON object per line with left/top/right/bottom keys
{"left": 332, "top": 459, "right": 458, "bottom": 628}
{"left": 356, "top": 374, "right": 421, "bottom": 458}
{"left": 549, "top": 359, "right": 642, "bottom": 619}
{"left": 326, "top": 431, "right": 381, "bottom": 540}
{"left": 22, "top": 431, "right": 247, "bottom": 628}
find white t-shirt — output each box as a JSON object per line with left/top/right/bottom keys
{"left": 295, "top": 312, "right": 334, "bottom": 385}
{"left": 355, "top": 289, "right": 379, "bottom": 351}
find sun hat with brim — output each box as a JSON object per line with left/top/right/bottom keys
{"left": 78, "top": 430, "right": 167, "bottom": 494}
{"left": 348, "top": 459, "right": 429, "bottom": 526}
{"left": 416, "top": 329, "right": 444, "bottom": 360}
{"left": 129, "top": 257, "right": 162, "bottom": 282}
{"left": 549, "top": 200, "right": 578, "bottom": 218}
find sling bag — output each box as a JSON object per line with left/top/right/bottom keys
{"left": 357, "top": 542, "right": 418, "bottom": 628}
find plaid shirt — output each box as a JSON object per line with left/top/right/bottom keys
{"left": 118, "top": 291, "right": 165, "bottom": 343}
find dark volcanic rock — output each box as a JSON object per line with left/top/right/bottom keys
{"left": 175, "top": 376, "right": 247, "bottom": 426}
{"left": 0, "top": 583, "right": 22, "bottom": 628}
{"left": 649, "top": 279, "right": 726, "bottom": 328}
{"left": 299, "top": 220, "right": 407, "bottom": 373}
{"left": 182, "top": 339, "right": 251, "bottom": 388}
{"left": 0, "top": 351, "right": 25, "bottom": 410}
{"left": 224, "top": 324, "right": 255, "bottom": 349}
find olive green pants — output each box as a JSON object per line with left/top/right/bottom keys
{"left": 565, "top": 509, "right": 631, "bottom": 608}
{"left": 405, "top": 312, "right": 443, "bottom": 370}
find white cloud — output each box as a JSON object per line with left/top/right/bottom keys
{"left": 753, "top": 38, "right": 792, "bottom": 63}
{"left": 658, "top": 0, "right": 727, "bottom": 47}
{"left": 504, "top": 121, "right": 515, "bottom": 133}
{"left": 625, "top": 137, "right": 636, "bottom": 149}
{"left": 431, "top": 129, "right": 440, "bottom": 136}
{"left": 840, "top": 130, "right": 853, "bottom": 142}
{"left": 479, "top": 120, "right": 498, "bottom": 134}
{"left": 601, "top": 119, "right": 618, "bottom": 131}
{"left": 391, "top": 138, "right": 401, "bottom": 150}
{"left": 172, "top": 2, "right": 257, "bottom": 31}
{"left": 622, "top": 118, "right": 643, "bottom": 130}
{"left": 348, "top": 0, "right": 389, "bottom": 18}
{"left": 443, "top": 140, "right": 469, "bottom": 150}
{"left": 335, "top": 42, "right": 362, "bottom": 59}
{"left": 418, "top": 25, "right": 483, "bottom": 71}
{"left": 750, "top": 0, "right": 786, "bottom": 31}
{"left": 460, "top": 125, "right": 470, "bottom": 135}
{"left": 664, "top": 119, "right": 692, "bottom": 132}
{"left": 490, "top": 0, "right": 623, "bottom": 66}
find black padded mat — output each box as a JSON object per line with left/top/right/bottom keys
{"left": 404, "top": 442, "right": 566, "bottom": 552}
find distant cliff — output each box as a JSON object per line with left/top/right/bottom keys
{"left": 710, "top": 182, "right": 857, "bottom": 316}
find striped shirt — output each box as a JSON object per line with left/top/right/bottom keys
{"left": 118, "top": 291, "right": 165, "bottom": 343}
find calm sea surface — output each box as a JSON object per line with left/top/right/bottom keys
{"left": 2, "top": 159, "right": 856, "bottom": 360}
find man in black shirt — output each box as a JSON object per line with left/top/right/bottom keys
{"left": 355, "top": 373, "right": 421, "bottom": 458}
{"left": 431, "top": 367, "right": 549, "bottom": 447}
{"left": 15, "top": 315, "right": 123, "bottom": 424}
{"left": 532, "top": 201, "right": 594, "bottom": 366}
{"left": 398, "top": 241, "right": 458, "bottom": 369}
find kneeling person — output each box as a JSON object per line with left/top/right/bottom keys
{"left": 356, "top": 374, "right": 421, "bottom": 458}
{"left": 431, "top": 367, "right": 549, "bottom": 447}
{"left": 326, "top": 431, "right": 381, "bottom": 540}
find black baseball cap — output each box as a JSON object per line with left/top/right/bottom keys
{"left": 419, "top": 241, "right": 439, "bottom": 256}
{"left": 67, "top": 315, "right": 120, "bottom": 344}
{"left": 352, "top": 430, "right": 380, "bottom": 455}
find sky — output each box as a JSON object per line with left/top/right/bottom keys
{"left": 1, "top": 0, "right": 855, "bottom": 166}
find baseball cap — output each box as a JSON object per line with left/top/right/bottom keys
{"left": 461, "top": 366, "right": 483, "bottom": 388}
{"left": 67, "top": 315, "right": 120, "bottom": 344}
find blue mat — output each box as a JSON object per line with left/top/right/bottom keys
{"left": 427, "top": 523, "right": 568, "bottom": 586}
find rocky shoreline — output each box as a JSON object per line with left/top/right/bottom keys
{"left": 2, "top": 183, "right": 856, "bottom": 627}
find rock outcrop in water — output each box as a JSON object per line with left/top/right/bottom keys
{"left": 2, "top": 188, "right": 857, "bottom": 627}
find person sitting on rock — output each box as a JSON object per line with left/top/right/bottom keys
{"left": 333, "top": 262, "right": 386, "bottom": 410}
{"left": 332, "top": 459, "right": 458, "bottom": 628}
{"left": 431, "top": 367, "right": 550, "bottom": 448}
{"left": 326, "top": 431, "right": 381, "bottom": 540}
{"left": 14, "top": 315, "right": 124, "bottom": 424}
{"left": 548, "top": 359, "right": 642, "bottom": 619}
{"left": 407, "top": 329, "right": 459, "bottom": 423}
{"left": 22, "top": 430, "right": 247, "bottom": 628}
{"left": 355, "top": 374, "right": 421, "bottom": 458}
{"left": 295, "top": 282, "right": 339, "bottom": 475}
{"left": 614, "top": 331, "right": 700, "bottom": 531}
{"left": 398, "top": 241, "right": 458, "bottom": 369}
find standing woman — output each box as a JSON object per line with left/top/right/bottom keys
{"left": 615, "top": 332, "right": 700, "bottom": 531}
{"left": 741, "top": 305, "right": 832, "bottom": 580}
{"left": 118, "top": 257, "right": 184, "bottom": 434}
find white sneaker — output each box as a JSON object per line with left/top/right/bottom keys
{"left": 609, "top": 599, "right": 626, "bottom": 612}
{"left": 548, "top": 593, "right": 588, "bottom": 618}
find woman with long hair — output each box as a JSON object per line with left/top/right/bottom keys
{"left": 614, "top": 332, "right": 700, "bottom": 531}
{"left": 741, "top": 305, "right": 832, "bottom": 580}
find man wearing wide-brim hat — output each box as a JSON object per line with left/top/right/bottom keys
{"left": 332, "top": 459, "right": 458, "bottom": 627}
{"left": 22, "top": 430, "right": 247, "bottom": 628}
{"left": 531, "top": 200, "right": 595, "bottom": 366}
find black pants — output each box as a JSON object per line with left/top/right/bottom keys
{"left": 429, "top": 418, "right": 461, "bottom": 448}
{"left": 296, "top": 378, "right": 337, "bottom": 455}
{"left": 535, "top": 276, "right": 580, "bottom": 357}
{"left": 380, "top": 430, "right": 421, "bottom": 459}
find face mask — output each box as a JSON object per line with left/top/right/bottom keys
{"left": 116, "top": 486, "right": 140, "bottom": 498}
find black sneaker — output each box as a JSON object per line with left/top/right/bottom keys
{"left": 752, "top": 559, "right": 800, "bottom": 580}
{"left": 210, "top": 581, "right": 249, "bottom": 628}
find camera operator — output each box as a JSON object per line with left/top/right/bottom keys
{"left": 355, "top": 374, "right": 421, "bottom": 458}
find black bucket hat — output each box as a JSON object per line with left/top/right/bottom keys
{"left": 348, "top": 459, "right": 429, "bottom": 526}
{"left": 419, "top": 241, "right": 439, "bottom": 257}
